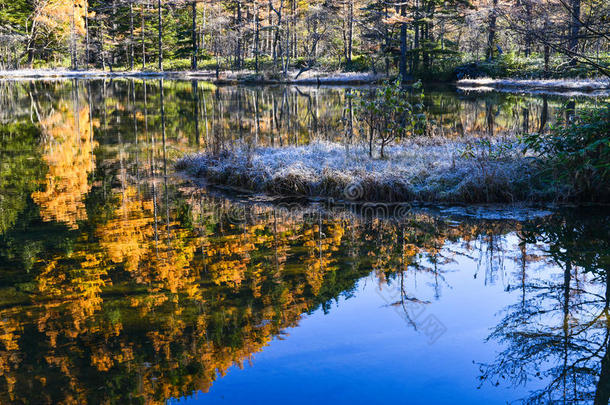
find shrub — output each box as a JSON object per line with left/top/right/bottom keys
{"left": 356, "top": 80, "right": 427, "bottom": 158}
{"left": 521, "top": 103, "right": 610, "bottom": 201}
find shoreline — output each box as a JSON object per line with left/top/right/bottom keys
{"left": 2, "top": 69, "right": 609, "bottom": 95}
{"left": 0, "top": 69, "right": 386, "bottom": 85}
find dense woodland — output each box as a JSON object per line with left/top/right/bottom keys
{"left": 0, "top": 0, "right": 608, "bottom": 79}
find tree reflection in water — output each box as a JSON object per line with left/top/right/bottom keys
{"left": 479, "top": 213, "right": 610, "bottom": 404}
{"left": 0, "top": 79, "right": 606, "bottom": 404}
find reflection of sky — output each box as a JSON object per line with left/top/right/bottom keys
{"left": 177, "top": 240, "right": 551, "bottom": 404}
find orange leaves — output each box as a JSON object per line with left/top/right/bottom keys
{"left": 34, "top": 0, "right": 90, "bottom": 38}
{"left": 32, "top": 102, "right": 98, "bottom": 230}
{"left": 98, "top": 186, "right": 155, "bottom": 272}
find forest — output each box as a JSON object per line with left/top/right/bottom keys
{"left": 0, "top": 0, "right": 609, "bottom": 80}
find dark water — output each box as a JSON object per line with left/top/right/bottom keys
{"left": 0, "top": 79, "right": 608, "bottom": 404}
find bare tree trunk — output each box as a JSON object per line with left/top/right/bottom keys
{"left": 487, "top": 0, "right": 498, "bottom": 60}
{"left": 524, "top": 0, "right": 532, "bottom": 56}
{"left": 347, "top": 0, "right": 353, "bottom": 64}
{"left": 142, "top": 1, "right": 147, "bottom": 69}
{"left": 400, "top": 5, "right": 408, "bottom": 82}
{"left": 201, "top": 2, "right": 206, "bottom": 53}
{"left": 99, "top": 15, "right": 107, "bottom": 70}
{"left": 112, "top": 0, "right": 117, "bottom": 67}
{"left": 292, "top": 0, "right": 297, "bottom": 58}
{"left": 385, "top": 5, "right": 390, "bottom": 75}
{"left": 272, "top": 0, "right": 283, "bottom": 70}
{"left": 85, "top": 0, "right": 90, "bottom": 67}
{"left": 283, "top": 2, "right": 291, "bottom": 76}
{"left": 268, "top": 0, "right": 274, "bottom": 59}
{"left": 130, "top": 0, "right": 135, "bottom": 70}
{"left": 192, "top": 1, "right": 198, "bottom": 70}
{"left": 544, "top": 43, "right": 550, "bottom": 75}
{"left": 235, "top": 0, "right": 242, "bottom": 70}
{"left": 71, "top": 0, "right": 77, "bottom": 69}
{"left": 568, "top": 0, "right": 581, "bottom": 65}
{"left": 158, "top": 0, "right": 163, "bottom": 71}
{"left": 413, "top": 0, "right": 420, "bottom": 71}
{"left": 255, "top": 0, "right": 260, "bottom": 73}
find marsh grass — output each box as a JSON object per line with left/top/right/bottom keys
{"left": 177, "top": 136, "right": 579, "bottom": 204}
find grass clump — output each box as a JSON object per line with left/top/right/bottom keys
{"left": 178, "top": 137, "right": 557, "bottom": 204}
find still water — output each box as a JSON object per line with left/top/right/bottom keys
{"left": 0, "top": 79, "right": 608, "bottom": 404}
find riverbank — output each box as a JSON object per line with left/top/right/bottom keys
{"left": 2, "top": 69, "right": 608, "bottom": 95}
{"left": 0, "top": 69, "right": 385, "bottom": 85}
{"left": 176, "top": 138, "right": 569, "bottom": 204}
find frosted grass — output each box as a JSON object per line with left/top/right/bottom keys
{"left": 457, "top": 78, "right": 610, "bottom": 96}
{"left": 178, "top": 137, "right": 561, "bottom": 203}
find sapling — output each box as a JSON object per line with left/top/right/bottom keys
{"left": 356, "top": 80, "right": 427, "bottom": 158}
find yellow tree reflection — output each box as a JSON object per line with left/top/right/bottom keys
{"left": 32, "top": 102, "right": 98, "bottom": 229}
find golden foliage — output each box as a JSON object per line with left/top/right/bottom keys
{"left": 34, "top": 0, "right": 90, "bottom": 38}
{"left": 32, "top": 103, "right": 98, "bottom": 229}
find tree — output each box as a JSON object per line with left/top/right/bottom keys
{"left": 356, "top": 80, "right": 427, "bottom": 158}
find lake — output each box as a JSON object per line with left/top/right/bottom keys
{"left": 0, "top": 79, "right": 608, "bottom": 404}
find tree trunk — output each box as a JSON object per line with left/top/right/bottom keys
{"left": 130, "top": 1, "right": 135, "bottom": 70}
{"left": 568, "top": 0, "right": 581, "bottom": 65}
{"left": 283, "top": 3, "right": 290, "bottom": 77}
{"left": 369, "top": 126, "right": 374, "bottom": 157}
{"left": 487, "top": 0, "right": 498, "bottom": 60}
{"left": 99, "top": 15, "right": 107, "bottom": 70}
{"left": 112, "top": 0, "right": 117, "bottom": 67}
{"left": 71, "top": 0, "right": 77, "bottom": 69}
{"left": 544, "top": 43, "right": 550, "bottom": 75}
{"left": 85, "top": 0, "right": 90, "bottom": 67}
{"left": 255, "top": 0, "right": 260, "bottom": 74}
{"left": 524, "top": 0, "right": 532, "bottom": 56}
{"left": 413, "top": 0, "right": 420, "bottom": 71}
{"left": 399, "top": 5, "right": 408, "bottom": 82}
{"left": 347, "top": 0, "right": 353, "bottom": 64}
{"left": 192, "top": 1, "right": 198, "bottom": 70}
{"left": 141, "top": 2, "right": 146, "bottom": 70}
{"left": 235, "top": 0, "right": 242, "bottom": 70}
{"left": 158, "top": 0, "right": 163, "bottom": 71}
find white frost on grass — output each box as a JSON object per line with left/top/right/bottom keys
{"left": 457, "top": 78, "right": 610, "bottom": 97}
{"left": 458, "top": 77, "right": 610, "bottom": 89}
{"left": 178, "top": 137, "right": 556, "bottom": 203}
{"left": 291, "top": 71, "right": 383, "bottom": 84}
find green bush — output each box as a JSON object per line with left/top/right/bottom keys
{"left": 522, "top": 103, "right": 610, "bottom": 201}
{"left": 342, "top": 55, "right": 370, "bottom": 72}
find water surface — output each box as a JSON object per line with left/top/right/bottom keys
{"left": 0, "top": 79, "right": 608, "bottom": 404}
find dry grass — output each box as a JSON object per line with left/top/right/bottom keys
{"left": 177, "top": 137, "right": 563, "bottom": 204}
